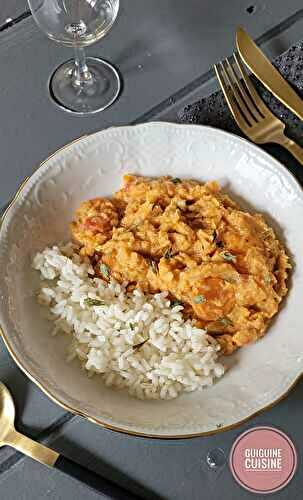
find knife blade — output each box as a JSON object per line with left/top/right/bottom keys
{"left": 236, "top": 26, "right": 303, "bottom": 121}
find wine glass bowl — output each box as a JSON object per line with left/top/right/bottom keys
{"left": 28, "top": 0, "right": 121, "bottom": 114}
{"left": 29, "top": 0, "right": 119, "bottom": 47}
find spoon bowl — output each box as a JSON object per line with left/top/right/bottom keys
{"left": 0, "top": 382, "right": 58, "bottom": 464}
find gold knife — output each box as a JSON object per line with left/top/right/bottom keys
{"left": 236, "top": 26, "right": 303, "bottom": 121}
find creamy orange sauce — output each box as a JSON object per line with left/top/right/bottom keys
{"left": 71, "top": 174, "right": 290, "bottom": 354}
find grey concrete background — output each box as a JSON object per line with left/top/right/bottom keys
{"left": 1, "top": 1, "right": 303, "bottom": 499}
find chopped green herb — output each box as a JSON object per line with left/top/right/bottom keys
{"left": 149, "top": 259, "right": 159, "bottom": 274}
{"left": 262, "top": 229, "right": 272, "bottom": 240}
{"left": 264, "top": 275, "right": 271, "bottom": 285}
{"left": 164, "top": 247, "right": 174, "bottom": 260}
{"left": 130, "top": 223, "right": 140, "bottom": 232}
{"left": 222, "top": 252, "right": 236, "bottom": 263}
{"left": 223, "top": 275, "right": 237, "bottom": 283}
{"left": 171, "top": 177, "right": 181, "bottom": 184}
{"left": 129, "top": 323, "right": 135, "bottom": 331}
{"left": 170, "top": 299, "right": 183, "bottom": 308}
{"left": 133, "top": 337, "right": 149, "bottom": 350}
{"left": 193, "top": 294, "right": 206, "bottom": 304}
{"left": 99, "top": 263, "right": 110, "bottom": 279}
{"left": 219, "top": 317, "right": 233, "bottom": 327}
{"left": 122, "top": 223, "right": 139, "bottom": 233}
{"left": 84, "top": 298, "right": 106, "bottom": 307}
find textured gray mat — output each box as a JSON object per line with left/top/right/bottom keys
{"left": 179, "top": 40, "right": 303, "bottom": 182}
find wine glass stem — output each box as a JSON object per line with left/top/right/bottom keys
{"left": 73, "top": 46, "right": 93, "bottom": 87}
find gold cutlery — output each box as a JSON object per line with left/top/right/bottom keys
{"left": 236, "top": 26, "right": 303, "bottom": 121}
{"left": 0, "top": 382, "right": 139, "bottom": 499}
{"left": 214, "top": 53, "right": 303, "bottom": 164}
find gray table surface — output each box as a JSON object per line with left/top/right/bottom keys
{"left": 0, "top": 1, "right": 29, "bottom": 29}
{"left": 1, "top": 1, "right": 303, "bottom": 499}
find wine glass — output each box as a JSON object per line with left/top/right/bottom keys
{"left": 28, "top": 0, "right": 121, "bottom": 114}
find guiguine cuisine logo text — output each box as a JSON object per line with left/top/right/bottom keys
{"left": 230, "top": 427, "right": 297, "bottom": 494}
{"left": 244, "top": 447, "right": 282, "bottom": 471}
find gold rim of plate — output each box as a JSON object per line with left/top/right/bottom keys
{"left": 1, "top": 129, "right": 302, "bottom": 440}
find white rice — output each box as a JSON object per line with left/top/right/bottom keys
{"left": 32, "top": 243, "right": 224, "bottom": 400}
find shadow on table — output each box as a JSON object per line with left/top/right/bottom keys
{"left": 54, "top": 435, "right": 166, "bottom": 500}
{"left": 267, "top": 37, "right": 288, "bottom": 57}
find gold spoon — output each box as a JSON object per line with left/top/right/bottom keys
{"left": 0, "top": 381, "right": 58, "bottom": 465}
{"left": 0, "top": 382, "right": 139, "bottom": 499}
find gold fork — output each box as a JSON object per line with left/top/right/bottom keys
{"left": 214, "top": 53, "right": 303, "bottom": 165}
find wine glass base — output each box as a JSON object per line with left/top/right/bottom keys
{"left": 49, "top": 57, "right": 121, "bottom": 114}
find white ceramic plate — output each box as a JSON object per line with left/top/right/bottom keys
{"left": 0, "top": 122, "right": 302, "bottom": 438}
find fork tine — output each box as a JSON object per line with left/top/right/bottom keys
{"left": 233, "top": 53, "right": 268, "bottom": 117}
{"left": 221, "top": 59, "right": 255, "bottom": 126}
{"left": 214, "top": 62, "right": 249, "bottom": 133}
{"left": 225, "top": 59, "right": 262, "bottom": 121}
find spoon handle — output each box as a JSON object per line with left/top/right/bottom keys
{"left": 53, "top": 454, "right": 141, "bottom": 499}
{"left": 8, "top": 430, "right": 59, "bottom": 466}
{"left": 9, "top": 431, "right": 140, "bottom": 499}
